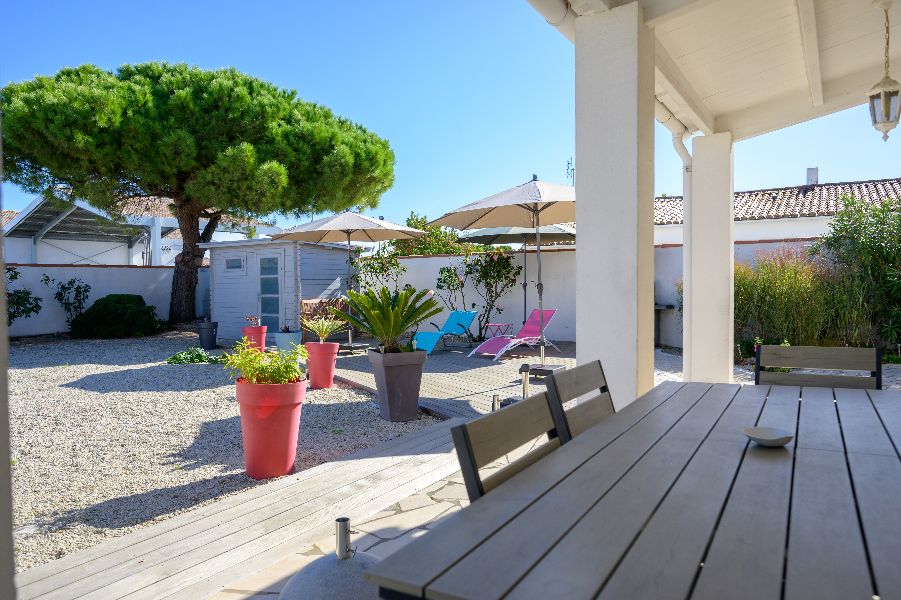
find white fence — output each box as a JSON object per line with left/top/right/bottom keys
{"left": 396, "top": 240, "right": 812, "bottom": 348}
{"left": 6, "top": 264, "right": 210, "bottom": 337}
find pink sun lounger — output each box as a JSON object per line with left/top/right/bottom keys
{"left": 468, "top": 309, "right": 559, "bottom": 361}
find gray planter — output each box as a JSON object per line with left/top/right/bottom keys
{"left": 368, "top": 349, "right": 427, "bottom": 422}
{"left": 271, "top": 331, "right": 304, "bottom": 351}
{"left": 196, "top": 321, "right": 218, "bottom": 350}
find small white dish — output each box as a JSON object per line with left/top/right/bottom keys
{"left": 743, "top": 426, "right": 793, "bottom": 447}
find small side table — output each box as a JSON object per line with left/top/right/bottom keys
{"left": 485, "top": 323, "right": 513, "bottom": 337}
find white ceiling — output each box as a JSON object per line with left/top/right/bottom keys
{"left": 529, "top": 0, "right": 901, "bottom": 140}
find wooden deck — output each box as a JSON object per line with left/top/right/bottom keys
{"left": 335, "top": 343, "right": 577, "bottom": 419}
{"left": 15, "top": 418, "right": 463, "bottom": 600}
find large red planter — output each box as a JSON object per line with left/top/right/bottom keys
{"left": 305, "top": 342, "right": 340, "bottom": 389}
{"left": 236, "top": 378, "right": 306, "bottom": 479}
{"left": 241, "top": 325, "right": 267, "bottom": 351}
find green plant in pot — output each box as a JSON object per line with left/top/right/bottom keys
{"left": 332, "top": 287, "right": 442, "bottom": 421}
{"left": 302, "top": 317, "right": 348, "bottom": 389}
{"left": 223, "top": 339, "right": 309, "bottom": 479}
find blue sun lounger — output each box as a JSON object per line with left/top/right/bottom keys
{"left": 413, "top": 311, "right": 477, "bottom": 355}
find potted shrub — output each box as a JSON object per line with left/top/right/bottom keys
{"left": 332, "top": 287, "right": 441, "bottom": 422}
{"left": 302, "top": 317, "right": 347, "bottom": 389}
{"left": 241, "top": 315, "right": 267, "bottom": 350}
{"left": 271, "top": 324, "right": 304, "bottom": 352}
{"left": 223, "top": 339, "right": 309, "bottom": 479}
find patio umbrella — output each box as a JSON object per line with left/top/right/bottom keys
{"left": 430, "top": 175, "right": 575, "bottom": 365}
{"left": 272, "top": 212, "right": 425, "bottom": 346}
{"left": 457, "top": 224, "right": 576, "bottom": 325}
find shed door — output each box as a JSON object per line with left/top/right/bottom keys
{"left": 256, "top": 249, "right": 284, "bottom": 331}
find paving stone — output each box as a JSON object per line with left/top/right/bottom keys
{"left": 429, "top": 482, "right": 468, "bottom": 502}
{"left": 355, "top": 501, "right": 455, "bottom": 538}
{"left": 365, "top": 529, "right": 429, "bottom": 560}
{"left": 397, "top": 493, "right": 436, "bottom": 512}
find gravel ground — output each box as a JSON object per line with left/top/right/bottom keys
{"left": 8, "top": 332, "right": 438, "bottom": 572}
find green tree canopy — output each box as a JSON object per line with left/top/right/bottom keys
{"left": 391, "top": 212, "right": 490, "bottom": 256}
{"left": 1, "top": 63, "right": 395, "bottom": 321}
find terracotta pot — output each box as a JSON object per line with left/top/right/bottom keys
{"left": 235, "top": 378, "right": 306, "bottom": 479}
{"left": 305, "top": 342, "right": 340, "bottom": 389}
{"left": 241, "top": 325, "right": 267, "bottom": 351}
{"left": 368, "top": 349, "right": 426, "bottom": 422}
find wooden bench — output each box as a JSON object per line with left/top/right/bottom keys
{"left": 755, "top": 345, "right": 882, "bottom": 390}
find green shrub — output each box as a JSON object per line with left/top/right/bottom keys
{"left": 70, "top": 294, "right": 168, "bottom": 338}
{"left": 811, "top": 196, "right": 901, "bottom": 345}
{"left": 167, "top": 347, "right": 226, "bottom": 364}
{"left": 6, "top": 267, "right": 42, "bottom": 326}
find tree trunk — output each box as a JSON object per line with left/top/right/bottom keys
{"left": 169, "top": 203, "right": 220, "bottom": 323}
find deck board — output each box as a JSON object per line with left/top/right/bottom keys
{"left": 16, "top": 418, "right": 463, "bottom": 600}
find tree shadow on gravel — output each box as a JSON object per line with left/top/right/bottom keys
{"left": 8, "top": 332, "right": 210, "bottom": 370}
{"left": 63, "top": 363, "right": 232, "bottom": 393}
{"left": 38, "top": 474, "right": 260, "bottom": 532}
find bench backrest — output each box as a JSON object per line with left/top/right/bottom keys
{"left": 451, "top": 391, "right": 564, "bottom": 502}
{"left": 546, "top": 360, "right": 615, "bottom": 441}
{"left": 755, "top": 345, "right": 882, "bottom": 390}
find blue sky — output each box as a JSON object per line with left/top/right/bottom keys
{"left": 2, "top": 0, "right": 898, "bottom": 227}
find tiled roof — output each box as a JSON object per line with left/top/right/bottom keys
{"left": 651, "top": 177, "right": 901, "bottom": 225}
{"left": 118, "top": 197, "right": 271, "bottom": 226}
{"left": 1, "top": 211, "right": 19, "bottom": 228}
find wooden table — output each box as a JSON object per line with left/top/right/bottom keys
{"left": 365, "top": 381, "right": 901, "bottom": 600}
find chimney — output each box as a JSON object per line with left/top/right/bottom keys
{"left": 806, "top": 167, "right": 819, "bottom": 185}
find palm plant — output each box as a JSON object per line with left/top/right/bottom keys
{"left": 302, "top": 316, "right": 347, "bottom": 343}
{"left": 332, "top": 286, "right": 442, "bottom": 353}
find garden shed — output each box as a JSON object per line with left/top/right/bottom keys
{"left": 199, "top": 238, "right": 351, "bottom": 341}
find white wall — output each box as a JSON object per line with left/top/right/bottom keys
{"left": 6, "top": 265, "right": 210, "bottom": 336}
{"left": 654, "top": 215, "right": 831, "bottom": 246}
{"left": 396, "top": 237, "right": 817, "bottom": 349}
{"left": 5, "top": 237, "right": 130, "bottom": 265}
{"left": 397, "top": 249, "right": 577, "bottom": 343}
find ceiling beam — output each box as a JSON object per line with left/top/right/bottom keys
{"left": 32, "top": 205, "right": 76, "bottom": 243}
{"left": 654, "top": 39, "right": 716, "bottom": 134}
{"left": 796, "top": 0, "right": 824, "bottom": 106}
{"left": 638, "top": 0, "right": 722, "bottom": 27}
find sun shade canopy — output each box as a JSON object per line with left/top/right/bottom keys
{"left": 272, "top": 212, "right": 424, "bottom": 243}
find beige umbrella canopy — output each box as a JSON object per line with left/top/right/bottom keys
{"left": 429, "top": 175, "right": 575, "bottom": 230}
{"left": 273, "top": 211, "right": 425, "bottom": 345}
{"left": 430, "top": 176, "right": 575, "bottom": 365}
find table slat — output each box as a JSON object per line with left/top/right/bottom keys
{"left": 452, "top": 383, "right": 729, "bottom": 600}
{"left": 784, "top": 385, "right": 873, "bottom": 600}
{"left": 796, "top": 386, "right": 842, "bottom": 452}
{"left": 869, "top": 389, "right": 901, "bottom": 456}
{"left": 595, "top": 385, "right": 767, "bottom": 600}
{"left": 835, "top": 388, "right": 897, "bottom": 457}
{"left": 836, "top": 388, "right": 901, "bottom": 597}
{"left": 691, "top": 385, "right": 800, "bottom": 600}
{"left": 363, "top": 381, "right": 687, "bottom": 597}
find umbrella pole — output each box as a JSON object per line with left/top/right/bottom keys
{"left": 521, "top": 235, "right": 528, "bottom": 324}
{"left": 346, "top": 231, "right": 353, "bottom": 346}
{"left": 534, "top": 210, "right": 545, "bottom": 366}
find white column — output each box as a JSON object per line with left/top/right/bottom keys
{"left": 684, "top": 132, "right": 734, "bottom": 382}
{"left": 575, "top": 1, "right": 655, "bottom": 406}
{"left": 150, "top": 218, "right": 162, "bottom": 266}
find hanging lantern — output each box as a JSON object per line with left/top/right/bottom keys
{"left": 868, "top": 0, "right": 900, "bottom": 140}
